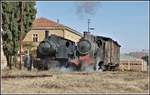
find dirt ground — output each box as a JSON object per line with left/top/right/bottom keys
{"left": 1, "top": 68, "right": 149, "bottom": 94}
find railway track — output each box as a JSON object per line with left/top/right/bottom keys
{"left": 1, "top": 72, "right": 90, "bottom": 79}
{"left": 67, "top": 72, "right": 90, "bottom": 75}
{"left": 1, "top": 74, "right": 53, "bottom": 79}
{"left": 1, "top": 70, "right": 97, "bottom": 79}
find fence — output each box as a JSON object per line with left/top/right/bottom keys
{"left": 119, "top": 60, "right": 147, "bottom": 72}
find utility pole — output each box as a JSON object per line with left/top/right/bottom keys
{"left": 88, "top": 19, "right": 90, "bottom": 32}
{"left": 19, "top": 1, "right": 24, "bottom": 70}
{"left": 87, "top": 19, "right": 94, "bottom": 33}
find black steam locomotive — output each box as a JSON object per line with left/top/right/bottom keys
{"left": 33, "top": 31, "right": 77, "bottom": 70}
{"left": 33, "top": 31, "right": 121, "bottom": 71}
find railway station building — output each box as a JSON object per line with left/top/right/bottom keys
{"left": 23, "top": 17, "right": 82, "bottom": 43}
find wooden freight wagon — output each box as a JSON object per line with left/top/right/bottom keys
{"left": 96, "top": 36, "right": 121, "bottom": 70}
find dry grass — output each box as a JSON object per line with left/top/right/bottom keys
{"left": 1, "top": 68, "right": 149, "bottom": 94}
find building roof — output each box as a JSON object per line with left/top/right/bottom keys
{"left": 128, "top": 51, "right": 148, "bottom": 59}
{"left": 65, "top": 26, "right": 82, "bottom": 37}
{"left": 31, "top": 17, "right": 82, "bottom": 36}
{"left": 32, "top": 17, "right": 64, "bottom": 27}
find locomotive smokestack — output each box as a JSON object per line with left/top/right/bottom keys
{"left": 83, "top": 31, "right": 91, "bottom": 39}
{"left": 84, "top": 31, "right": 90, "bottom": 37}
{"left": 45, "top": 30, "right": 49, "bottom": 39}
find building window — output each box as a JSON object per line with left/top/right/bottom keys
{"left": 32, "top": 34, "right": 38, "bottom": 42}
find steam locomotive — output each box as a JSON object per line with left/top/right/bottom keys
{"left": 33, "top": 30, "right": 77, "bottom": 70}
{"left": 33, "top": 31, "right": 121, "bottom": 71}
{"left": 75, "top": 32, "right": 121, "bottom": 71}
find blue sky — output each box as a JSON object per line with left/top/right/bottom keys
{"left": 35, "top": 1, "right": 149, "bottom": 53}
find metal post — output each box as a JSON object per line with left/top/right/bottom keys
{"left": 87, "top": 19, "right": 95, "bottom": 34}
{"left": 88, "top": 19, "right": 90, "bottom": 32}
{"left": 19, "top": 2, "right": 24, "bottom": 70}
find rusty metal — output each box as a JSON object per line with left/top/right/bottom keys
{"left": 78, "top": 33, "right": 121, "bottom": 71}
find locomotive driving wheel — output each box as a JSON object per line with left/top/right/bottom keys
{"left": 98, "top": 62, "right": 106, "bottom": 71}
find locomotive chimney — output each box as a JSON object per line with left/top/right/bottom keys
{"left": 84, "top": 31, "right": 90, "bottom": 37}
{"left": 45, "top": 30, "right": 49, "bottom": 39}
{"left": 83, "top": 31, "right": 91, "bottom": 40}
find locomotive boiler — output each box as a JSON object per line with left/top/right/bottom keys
{"left": 72, "top": 32, "right": 121, "bottom": 71}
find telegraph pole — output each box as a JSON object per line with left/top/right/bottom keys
{"left": 19, "top": 2, "right": 24, "bottom": 70}
{"left": 88, "top": 19, "right": 90, "bottom": 32}
{"left": 87, "top": 19, "right": 94, "bottom": 33}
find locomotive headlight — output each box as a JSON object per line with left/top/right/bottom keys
{"left": 77, "top": 39, "right": 91, "bottom": 55}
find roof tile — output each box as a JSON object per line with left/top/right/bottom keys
{"left": 32, "top": 17, "right": 64, "bottom": 27}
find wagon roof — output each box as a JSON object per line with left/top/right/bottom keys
{"left": 96, "top": 36, "right": 121, "bottom": 47}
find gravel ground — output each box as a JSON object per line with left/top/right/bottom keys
{"left": 1, "top": 68, "right": 149, "bottom": 94}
